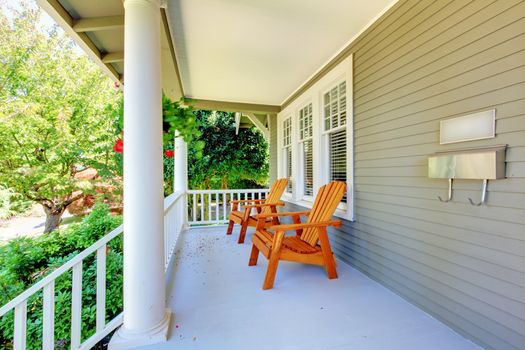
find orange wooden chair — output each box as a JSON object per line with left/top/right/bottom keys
{"left": 226, "top": 178, "right": 288, "bottom": 244}
{"left": 249, "top": 181, "right": 346, "bottom": 289}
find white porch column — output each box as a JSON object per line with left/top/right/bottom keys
{"left": 174, "top": 132, "right": 188, "bottom": 193}
{"left": 109, "top": 0, "right": 170, "bottom": 348}
{"left": 174, "top": 132, "right": 188, "bottom": 227}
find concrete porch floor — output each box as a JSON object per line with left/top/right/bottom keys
{"left": 137, "top": 226, "right": 482, "bottom": 350}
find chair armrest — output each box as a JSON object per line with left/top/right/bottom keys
{"left": 255, "top": 211, "right": 310, "bottom": 220}
{"left": 244, "top": 202, "right": 285, "bottom": 210}
{"left": 270, "top": 220, "right": 342, "bottom": 232}
{"left": 230, "top": 199, "right": 266, "bottom": 204}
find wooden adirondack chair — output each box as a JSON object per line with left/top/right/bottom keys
{"left": 249, "top": 181, "right": 346, "bottom": 289}
{"left": 226, "top": 178, "right": 288, "bottom": 244}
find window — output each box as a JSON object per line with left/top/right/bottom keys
{"left": 324, "top": 82, "right": 346, "bottom": 130}
{"left": 329, "top": 129, "right": 347, "bottom": 201}
{"left": 324, "top": 81, "right": 347, "bottom": 202}
{"left": 282, "top": 117, "right": 292, "bottom": 193}
{"left": 276, "top": 55, "right": 353, "bottom": 220}
{"left": 299, "top": 103, "right": 313, "bottom": 197}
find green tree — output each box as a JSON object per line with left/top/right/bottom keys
{"left": 0, "top": 5, "right": 120, "bottom": 232}
{"left": 189, "top": 110, "right": 269, "bottom": 189}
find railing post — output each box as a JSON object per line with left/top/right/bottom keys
{"left": 42, "top": 282, "right": 55, "bottom": 350}
{"left": 13, "top": 300, "right": 27, "bottom": 350}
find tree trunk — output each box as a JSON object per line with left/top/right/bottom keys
{"left": 42, "top": 205, "right": 66, "bottom": 233}
{"left": 221, "top": 176, "right": 228, "bottom": 190}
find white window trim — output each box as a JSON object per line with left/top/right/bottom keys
{"left": 279, "top": 116, "right": 294, "bottom": 200}
{"left": 297, "top": 101, "right": 314, "bottom": 201}
{"left": 277, "top": 55, "right": 354, "bottom": 221}
{"left": 320, "top": 78, "right": 350, "bottom": 217}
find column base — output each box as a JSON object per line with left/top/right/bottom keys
{"left": 109, "top": 310, "right": 171, "bottom": 350}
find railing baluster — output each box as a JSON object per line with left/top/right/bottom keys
{"left": 222, "top": 193, "right": 227, "bottom": 221}
{"left": 71, "top": 262, "right": 83, "bottom": 349}
{"left": 213, "top": 193, "right": 216, "bottom": 222}
{"left": 192, "top": 193, "right": 197, "bottom": 223}
{"left": 43, "top": 282, "right": 55, "bottom": 350}
{"left": 215, "top": 194, "right": 219, "bottom": 222}
{"left": 13, "top": 300, "right": 27, "bottom": 350}
{"left": 200, "top": 193, "right": 204, "bottom": 223}
{"left": 96, "top": 245, "right": 107, "bottom": 332}
{"left": 208, "top": 193, "right": 212, "bottom": 222}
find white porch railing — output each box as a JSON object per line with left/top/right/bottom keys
{"left": 163, "top": 190, "right": 186, "bottom": 268}
{"left": 0, "top": 190, "right": 186, "bottom": 350}
{"left": 187, "top": 189, "right": 269, "bottom": 225}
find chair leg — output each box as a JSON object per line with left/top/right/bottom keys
{"left": 238, "top": 222, "right": 248, "bottom": 244}
{"left": 262, "top": 252, "right": 280, "bottom": 290}
{"left": 318, "top": 227, "right": 338, "bottom": 279}
{"left": 226, "top": 219, "right": 234, "bottom": 235}
{"left": 324, "top": 253, "right": 338, "bottom": 280}
{"left": 248, "top": 245, "right": 259, "bottom": 266}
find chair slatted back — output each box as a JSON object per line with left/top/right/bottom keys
{"left": 261, "top": 178, "right": 288, "bottom": 214}
{"left": 300, "top": 181, "right": 346, "bottom": 246}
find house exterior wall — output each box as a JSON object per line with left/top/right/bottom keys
{"left": 273, "top": 1, "right": 525, "bottom": 350}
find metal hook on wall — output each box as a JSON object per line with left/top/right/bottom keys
{"left": 468, "top": 179, "right": 488, "bottom": 206}
{"left": 438, "top": 178, "right": 453, "bottom": 202}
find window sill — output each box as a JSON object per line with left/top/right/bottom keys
{"left": 283, "top": 193, "right": 294, "bottom": 202}
{"left": 282, "top": 198, "right": 353, "bottom": 222}
{"left": 333, "top": 207, "right": 352, "bottom": 221}
{"left": 296, "top": 199, "right": 314, "bottom": 209}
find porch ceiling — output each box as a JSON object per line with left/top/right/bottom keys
{"left": 38, "top": 0, "right": 397, "bottom": 110}
{"left": 167, "top": 0, "right": 396, "bottom": 105}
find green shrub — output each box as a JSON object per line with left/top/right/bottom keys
{"left": 0, "top": 203, "right": 123, "bottom": 349}
{"left": 0, "top": 185, "right": 31, "bottom": 220}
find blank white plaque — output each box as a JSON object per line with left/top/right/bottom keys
{"left": 440, "top": 109, "right": 495, "bottom": 145}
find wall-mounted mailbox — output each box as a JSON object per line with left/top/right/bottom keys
{"left": 428, "top": 146, "right": 506, "bottom": 180}
{"left": 428, "top": 145, "right": 506, "bottom": 205}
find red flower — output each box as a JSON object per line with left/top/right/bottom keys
{"left": 113, "top": 139, "right": 124, "bottom": 153}
{"left": 114, "top": 81, "right": 120, "bottom": 89}
{"left": 164, "top": 149, "right": 174, "bottom": 158}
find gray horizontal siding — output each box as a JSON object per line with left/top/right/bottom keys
{"left": 278, "top": 1, "right": 525, "bottom": 349}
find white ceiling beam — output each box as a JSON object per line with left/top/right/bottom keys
{"left": 73, "top": 16, "right": 124, "bottom": 33}
{"left": 102, "top": 52, "right": 124, "bottom": 64}
{"left": 36, "top": 0, "right": 120, "bottom": 82}
{"left": 234, "top": 112, "right": 241, "bottom": 135}
{"left": 187, "top": 99, "right": 281, "bottom": 114}
{"left": 244, "top": 113, "right": 269, "bottom": 138}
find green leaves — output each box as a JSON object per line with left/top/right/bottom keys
{"left": 0, "top": 4, "right": 120, "bottom": 229}
{"left": 188, "top": 110, "right": 269, "bottom": 190}
{"left": 0, "top": 185, "right": 30, "bottom": 219}
{"left": 162, "top": 95, "right": 203, "bottom": 154}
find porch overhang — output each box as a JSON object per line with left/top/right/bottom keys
{"left": 36, "top": 0, "right": 184, "bottom": 101}
{"left": 36, "top": 0, "right": 398, "bottom": 111}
